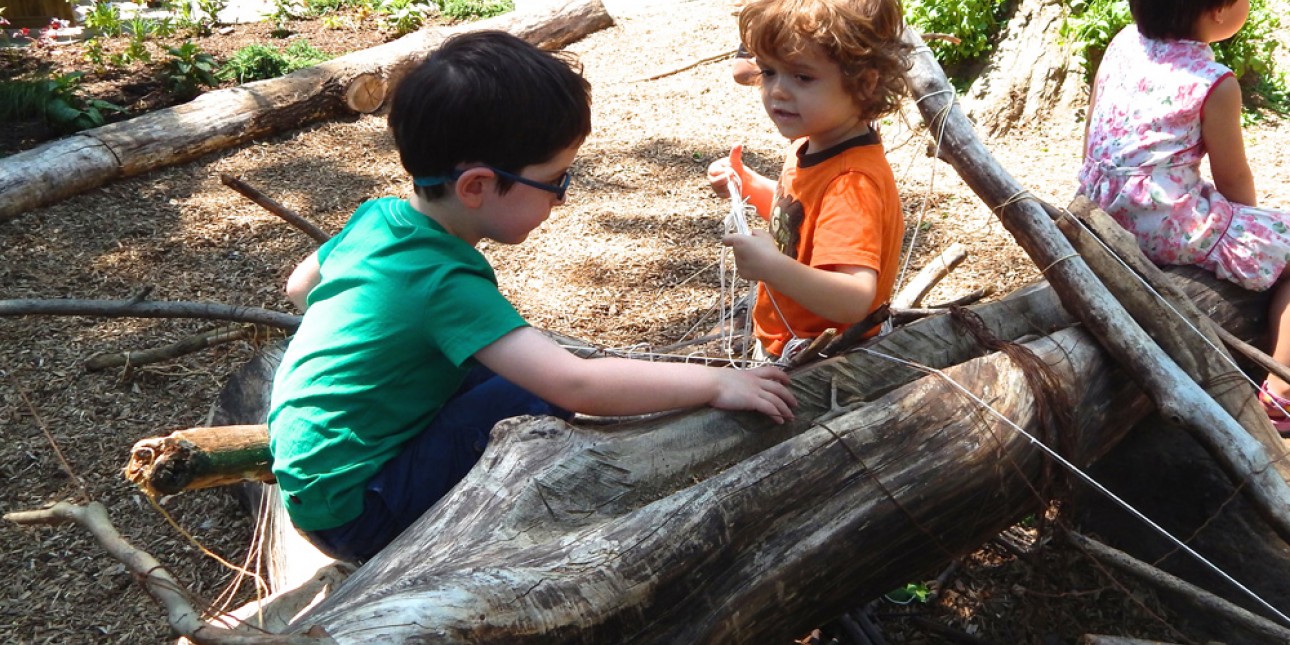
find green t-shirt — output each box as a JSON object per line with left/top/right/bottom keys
{"left": 268, "top": 197, "right": 527, "bottom": 531}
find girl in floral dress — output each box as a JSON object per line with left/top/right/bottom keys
{"left": 1078, "top": 0, "right": 1290, "bottom": 434}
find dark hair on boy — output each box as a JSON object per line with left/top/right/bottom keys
{"left": 1128, "top": 0, "right": 1235, "bottom": 40}
{"left": 388, "top": 30, "right": 593, "bottom": 199}
{"left": 739, "top": 0, "right": 912, "bottom": 122}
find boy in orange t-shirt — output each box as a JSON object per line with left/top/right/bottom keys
{"left": 708, "top": 0, "right": 910, "bottom": 361}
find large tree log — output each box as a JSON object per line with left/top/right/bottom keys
{"left": 179, "top": 266, "right": 1266, "bottom": 641}
{"left": 292, "top": 326, "right": 1141, "bottom": 643}
{"left": 0, "top": 0, "right": 614, "bottom": 222}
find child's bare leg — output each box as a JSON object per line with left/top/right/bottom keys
{"left": 1265, "top": 279, "right": 1290, "bottom": 398}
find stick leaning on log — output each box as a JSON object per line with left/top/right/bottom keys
{"left": 900, "top": 26, "right": 1290, "bottom": 543}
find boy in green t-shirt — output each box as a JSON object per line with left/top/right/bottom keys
{"left": 268, "top": 30, "right": 797, "bottom": 563}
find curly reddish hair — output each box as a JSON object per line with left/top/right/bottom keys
{"left": 739, "top": 0, "right": 912, "bottom": 121}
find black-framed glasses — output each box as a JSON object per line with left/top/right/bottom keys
{"left": 450, "top": 165, "right": 571, "bottom": 201}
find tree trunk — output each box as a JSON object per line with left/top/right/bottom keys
{"left": 0, "top": 0, "right": 614, "bottom": 222}
{"left": 962, "top": 0, "right": 1086, "bottom": 137}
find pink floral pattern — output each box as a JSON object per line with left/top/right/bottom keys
{"left": 1078, "top": 25, "right": 1290, "bottom": 291}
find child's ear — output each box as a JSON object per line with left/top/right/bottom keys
{"left": 453, "top": 167, "right": 492, "bottom": 208}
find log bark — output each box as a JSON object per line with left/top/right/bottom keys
{"left": 0, "top": 0, "right": 614, "bottom": 222}
{"left": 131, "top": 274, "right": 1081, "bottom": 498}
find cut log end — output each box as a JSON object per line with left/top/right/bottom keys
{"left": 124, "top": 425, "right": 275, "bottom": 497}
{"left": 344, "top": 73, "right": 387, "bottom": 114}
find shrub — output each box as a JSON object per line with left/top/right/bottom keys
{"left": 218, "top": 40, "right": 332, "bottom": 83}
{"left": 0, "top": 72, "right": 124, "bottom": 133}
{"left": 83, "top": 1, "right": 125, "bottom": 37}
{"left": 1062, "top": 0, "right": 1287, "bottom": 114}
{"left": 439, "top": 0, "right": 512, "bottom": 21}
{"left": 163, "top": 41, "right": 220, "bottom": 99}
{"left": 903, "top": 0, "right": 1009, "bottom": 71}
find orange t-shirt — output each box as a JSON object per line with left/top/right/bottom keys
{"left": 751, "top": 134, "right": 904, "bottom": 357}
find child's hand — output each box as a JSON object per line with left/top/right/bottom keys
{"left": 707, "top": 145, "right": 747, "bottom": 198}
{"left": 710, "top": 365, "right": 797, "bottom": 423}
{"left": 721, "top": 229, "right": 783, "bottom": 281}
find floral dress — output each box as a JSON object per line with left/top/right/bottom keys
{"left": 1078, "top": 24, "right": 1290, "bottom": 291}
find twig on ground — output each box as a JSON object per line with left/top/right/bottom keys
{"left": 1067, "top": 531, "right": 1290, "bottom": 640}
{"left": 220, "top": 174, "right": 331, "bottom": 244}
{"left": 85, "top": 324, "right": 264, "bottom": 372}
{"left": 4, "top": 501, "right": 332, "bottom": 645}
{"left": 628, "top": 49, "right": 736, "bottom": 83}
{"left": 0, "top": 298, "right": 301, "bottom": 331}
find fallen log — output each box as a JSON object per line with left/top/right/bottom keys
{"left": 151, "top": 266, "right": 1259, "bottom": 641}
{"left": 0, "top": 0, "right": 614, "bottom": 222}
{"left": 277, "top": 320, "right": 1147, "bottom": 642}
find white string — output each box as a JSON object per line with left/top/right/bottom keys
{"left": 857, "top": 344, "right": 1290, "bottom": 626}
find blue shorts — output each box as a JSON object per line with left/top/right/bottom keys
{"left": 304, "top": 365, "right": 570, "bottom": 562}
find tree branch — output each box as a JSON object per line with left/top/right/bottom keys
{"left": 4, "top": 502, "right": 333, "bottom": 645}
{"left": 0, "top": 299, "right": 301, "bottom": 331}
{"left": 220, "top": 175, "right": 331, "bottom": 244}
{"left": 84, "top": 324, "right": 264, "bottom": 372}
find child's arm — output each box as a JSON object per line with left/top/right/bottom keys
{"left": 722, "top": 231, "right": 878, "bottom": 323}
{"left": 708, "top": 145, "right": 776, "bottom": 221}
{"left": 474, "top": 327, "right": 797, "bottom": 423}
{"left": 1202, "top": 75, "right": 1257, "bottom": 206}
{"left": 285, "top": 251, "right": 322, "bottom": 312}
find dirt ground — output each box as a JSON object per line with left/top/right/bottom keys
{"left": 3, "top": 0, "right": 1290, "bottom": 643}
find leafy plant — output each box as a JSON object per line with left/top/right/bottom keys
{"left": 163, "top": 41, "right": 219, "bottom": 99}
{"left": 883, "top": 582, "right": 932, "bottom": 604}
{"left": 1213, "top": 0, "right": 1288, "bottom": 115}
{"left": 303, "top": 0, "right": 362, "bottom": 16}
{"left": 269, "top": 0, "right": 306, "bottom": 36}
{"left": 1062, "top": 0, "right": 1288, "bottom": 114}
{"left": 152, "top": 15, "right": 177, "bottom": 38}
{"left": 125, "top": 15, "right": 154, "bottom": 38}
{"left": 0, "top": 72, "right": 125, "bottom": 133}
{"left": 377, "top": 0, "right": 432, "bottom": 36}
{"left": 125, "top": 28, "right": 153, "bottom": 64}
{"left": 218, "top": 40, "right": 332, "bottom": 83}
{"left": 903, "top": 0, "right": 1008, "bottom": 71}
{"left": 1059, "top": 0, "right": 1131, "bottom": 79}
{"left": 83, "top": 1, "right": 125, "bottom": 37}
{"left": 439, "top": 0, "right": 512, "bottom": 21}
{"left": 82, "top": 37, "right": 109, "bottom": 70}
{"left": 197, "top": 0, "right": 229, "bottom": 27}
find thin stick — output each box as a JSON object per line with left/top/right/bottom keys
{"left": 1214, "top": 325, "right": 1290, "bottom": 390}
{"left": 0, "top": 298, "right": 301, "bottom": 330}
{"left": 220, "top": 174, "right": 331, "bottom": 244}
{"left": 629, "top": 49, "right": 737, "bottom": 83}
{"left": 1068, "top": 531, "right": 1290, "bottom": 639}
{"left": 5, "top": 502, "right": 330, "bottom": 644}
{"left": 892, "top": 242, "right": 967, "bottom": 309}
{"left": 84, "top": 324, "right": 261, "bottom": 372}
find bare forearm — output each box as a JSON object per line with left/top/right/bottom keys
{"left": 548, "top": 358, "right": 723, "bottom": 416}
{"left": 761, "top": 260, "right": 876, "bottom": 324}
